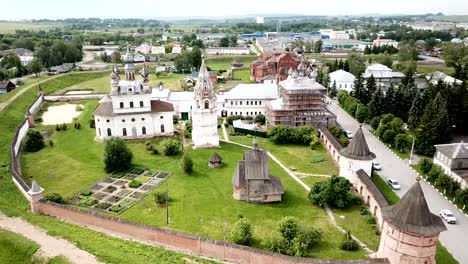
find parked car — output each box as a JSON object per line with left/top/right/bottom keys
{"left": 344, "top": 130, "right": 353, "bottom": 139}
{"left": 373, "top": 161, "right": 382, "bottom": 171}
{"left": 387, "top": 179, "right": 401, "bottom": 190}
{"left": 440, "top": 209, "right": 457, "bottom": 224}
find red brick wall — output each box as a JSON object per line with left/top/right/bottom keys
{"left": 37, "top": 201, "right": 389, "bottom": 264}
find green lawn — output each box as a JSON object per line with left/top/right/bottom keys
{"left": 0, "top": 74, "right": 53, "bottom": 104}
{"left": 0, "top": 228, "right": 40, "bottom": 264}
{"left": 53, "top": 75, "right": 111, "bottom": 94}
{"left": 229, "top": 135, "right": 339, "bottom": 175}
{"left": 206, "top": 56, "right": 257, "bottom": 72}
{"left": 232, "top": 69, "right": 251, "bottom": 82}
{"left": 300, "top": 175, "right": 329, "bottom": 187}
{"left": 0, "top": 21, "right": 51, "bottom": 33}
{"left": 417, "top": 64, "right": 455, "bottom": 76}
{"left": 0, "top": 73, "right": 218, "bottom": 264}
{"left": 371, "top": 173, "right": 458, "bottom": 264}
{"left": 149, "top": 73, "right": 186, "bottom": 91}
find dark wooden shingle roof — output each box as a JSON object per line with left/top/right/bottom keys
{"left": 382, "top": 181, "right": 446, "bottom": 236}
{"left": 340, "top": 127, "right": 376, "bottom": 160}
{"left": 209, "top": 152, "right": 222, "bottom": 163}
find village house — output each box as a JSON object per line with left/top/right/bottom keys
{"left": 434, "top": 142, "right": 468, "bottom": 188}
{"left": 329, "top": 69, "right": 356, "bottom": 93}
{"left": 232, "top": 139, "right": 284, "bottom": 202}
{"left": 250, "top": 52, "right": 301, "bottom": 83}
{"left": 0, "top": 80, "right": 16, "bottom": 94}
{"left": 362, "top": 64, "right": 405, "bottom": 91}
{"left": 427, "top": 71, "right": 463, "bottom": 85}
{"left": 372, "top": 38, "right": 399, "bottom": 48}
{"left": 205, "top": 47, "right": 250, "bottom": 56}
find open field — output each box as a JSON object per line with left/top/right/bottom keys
{"left": 0, "top": 21, "right": 52, "bottom": 33}
{"left": 0, "top": 73, "right": 217, "bottom": 264}
{"left": 206, "top": 55, "right": 257, "bottom": 72}
{"left": 416, "top": 64, "right": 455, "bottom": 76}
{"left": 229, "top": 135, "right": 339, "bottom": 175}
{"left": 0, "top": 74, "right": 53, "bottom": 104}
{"left": 0, "top": 228, "right": 40, "bottom": 264}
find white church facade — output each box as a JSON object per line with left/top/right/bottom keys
{"left": 94, "top": 52, "right": 175, "bottom": 141}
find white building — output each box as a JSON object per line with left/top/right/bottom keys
{"left": 94, "top": 54, "right": 175, "bottom": 141}
{"left": 434, "top": 142, "right": 468, "bottom": 189}
{"left": 135, "top": 43, "right": 152, "bottom": 54}
{"left": 339, "top": 127, "right": 376, "bottom": 183}
{"left": 410, "top": 22, "right": 455, "bottom": 31}
{"left": 218, "top": 82, "right": 278, "bottom": 117}
{"left": 151, "top": 46, "right": 166, "bottom": 54}
{"left": 319, "top": 29, "right": 350, "bottom": 39}
{"left": 427, "top": 71, "right": 462, "bottom": 85}
{"left": 172, "top": 46, "right": 182, "bottom": 54}
{"left": 329, "top": 70, "right": 356, "bottom": 93}
{"left": 205, "top": 47, "right": 250, "bottom": 56}
{"left": 191, "top": 60, "right": 219, "bottom": 148}
{"left": 362, "top": 64, "right": 405, "bottom": 91}
{"left": 372, "top": 39, "right": 398, "bottom": 48}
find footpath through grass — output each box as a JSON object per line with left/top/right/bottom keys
{"left": 0, "top": 73, "right": 217, "bottom": 264}
{"left": 371, "top": 173, "right": 458, "bottom": 264}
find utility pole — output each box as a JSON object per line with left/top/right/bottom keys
{"left": 409, "top": 135, "right": 415, "bottom": 165}
{"left": 166, "top": 179, "right": 170, "bottom": 225}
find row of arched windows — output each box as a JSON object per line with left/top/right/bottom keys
{"left": 100, "top": 126, "right": 165, "bottom": 137}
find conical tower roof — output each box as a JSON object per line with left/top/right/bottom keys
{"left": 209, "top": 152, "right": 222, "bottom": 163}
{"left": 339, "top": 127, "right": 376, "bottom": 160}
{"left": 27, "top": 180, "right": 44, "bottom": 195}
{"left": 382, "top": 180, "right": 446, "bottom": 236}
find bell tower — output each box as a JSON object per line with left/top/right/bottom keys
{"left": 191, "top": 59, "right": 219, "bottom": 148}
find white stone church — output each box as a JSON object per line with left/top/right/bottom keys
{"left": 94, "top": 52, "right": 175, "bottom": 141}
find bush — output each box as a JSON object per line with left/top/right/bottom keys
{"left": 254, "top": 114, "right": 266, "bottom": 125}
{"left": 145, "top": 140, "right": 152, "bottom": 146}
{"left": 152, "top": 148, "right": 159, "bottom": 155}
{"left": 382, "top": 129, "right": 398, "bottom": 145}
{"left": 74, "top": 122, "right": 81, "bottom": 129}
{"left": 365, "top": 215, "right": 376, "bottom": 224}
{"left": 24, "top": 129, "right": 45, "bottom": 152}
{"left": 370, "top": 116, "right": 381, "bottom": 130}
{"left": 419, "top": 159, "right": 433, "bottom": 175}
{"left": 48, "top": 140, "right": 54, "bottom": 147}
{"left": 79, "top": 197, "right": 98, "bottom": 207}
{"left": 160, "top": 139, "right": 181, "bottom": 156}
{"left": 80, "top": 190, "right": 92, "bottom": 196}
{"left": 309, "top": 133, "right": 320, "bottom": 150}
{"left": 341, "top": 230, "right": 359, "bottom": 251}
{"left": 278, "top": 216, "right": 299, "bottom": 242}
{"left": 128, "top": 180, "right": 142, "bottom": 188}
{"left": 308, "top": 176, "right": 360, "bottom": 208}
{"left": 103, "top": 138, "right": 133, "bottom": 173}
{"left": 45, "top": 193, "right": 64, "bottom": 204}
{"left": 268, "top": 125, "right": 316, "bottom": 145}
{"left": 290, "top": 226, "right": 322, "bottom": 256}
{"left": 228, "top": 217, "right": 253, "bottom": 246}
{"left": 427, "top": 165, "right": 442, "bottom": 183}
{"left": 61, "top": 123, "right": 67, "bottom": 131}
{"left": 146, "top": 144, "right": 154, "bottom": 151}
{"left": 153, "top": 191, "right": 168, "bottom": 206}
{"left": 181, "top": 153, "right": 193, "bottom": 174}
{"left": 89, "top": 119, "right": 95, "bottom": 128}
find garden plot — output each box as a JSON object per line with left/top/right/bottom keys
{"left": 41, "top": 103, "right": 84, "bottom": 125}
{"left": 72, "top": 168, "right": 170, "bottom": 214}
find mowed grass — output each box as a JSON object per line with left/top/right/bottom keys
{"left": 0, "top": 228, "right": 40, "bottom": 264}
{"left": 229, "top": 135, "right": 339, "bottom": 175}
{"left": 22, "top": 121, "right": 367, "bottom": 259}
{"left": 0, "top": 74, "right": 54, "bottom": 104}
{"left": 206, "top": 56, "right": 257, "bottom": 72}
{"left": 0, "top": 74, "right": 220, "bottom": 264}
{"left": 416, "top": 64, "right": 455, "bottom": 76}
{"left": 149, "top": 73, "right": 186, "bottom": 91}
{"left": 371, "top": 173, "right": 458, "bottom": 264}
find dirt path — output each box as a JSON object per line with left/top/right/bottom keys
{"left": 0, "top": 213, "right": 100, "bottom": 264}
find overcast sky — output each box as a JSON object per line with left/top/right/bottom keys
{"left": 2, "top": 0, "right": 468, "bottom": 20}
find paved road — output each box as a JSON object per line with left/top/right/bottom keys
{"left": 327, "top": 100, "right": 467, "bottom": 263}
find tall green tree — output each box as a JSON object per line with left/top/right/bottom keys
{"left": 443, "top": 43, "right": 468, "bottom": 80}
{"left": 104, "top": 138, "right": 133, "bottom": 173}
{"left": 314, "top": 40, "right": 323, "bottom": 53}
{"left": 408, "top": 90, "right": 429, "bottom": 129}
{"left": 383, "top": 85, "right": 396, "bottom": 115}
{"left": 347, "top": 52, "right": 366, "bottom": 77}
{"left": 398, "top": 44, "right": 418, "bottom": 62}
{"left": 368, "top": 87, "right": 384, "bottom": 118}
{"left": 351, "top": 76, "right": 364, "bottom": 102}
{"left": 363, "top": 74, "right": 377, "bottom": 105}
{"left": 28, "top": 58, "right": 43, "bottom": 76}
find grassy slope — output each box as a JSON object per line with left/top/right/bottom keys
{"left": 0, "top": 228, "right": 40, "bottom": 264}
{"left": 206, "top": 55, "right": 257, "bottom": 72}
{"left": 0, "top": 73, "right": 217, "bottom": 264}
{"left": 229, "top": 135, "right": 339, "bottom": 175}
{"left": 0, "top": 74, "right": 52, "bottom": 104}
{"left": 0, "top": 22, "right": 51, "bottom": 33}
{"left": 371, "top": 173, "right": 458, "bottom": 264}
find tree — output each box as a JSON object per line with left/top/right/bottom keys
{"left": 418, "top": 158, "right": 434, "bottom": 175}
{"left": 136, "top": 28, "right": 145, "bottom": 34}
{"left": 408, "top": 90, "right": 429, "bottom": 129}
{"left": 394, "top": 133, "right": 410, "bottom": 152}
{"left": 228, "top": 216, "right": 253, "bottom": 246}
{"left": 220, "top": 37, "right": 230, "bottom": 47}
{"left": 343, "top": 60, "right": 350, "bottom": 72}
{"left": 351, "top": 76, "right": 364, "bottom": 102}
{"left": 383, "top": 85, "right": 396, "bottom": 115}
{"left": 278, "top": 216, "right": 299, "bottom": 243}
{"left": 364, "top": 74, "right": 377, "bottom": 104}
{"left": 181, "top": 153, "right": 193, "bottom": 174}
{"left": 314, "top": 40, "right": 323, "bottom": 53}
{"left": 347, "top": 52, "right": 366, "bottom": 77}
{"left": 308, "top": 176, "right": 358, "bottom": 208}
{"left": 103, "top": 138, "right": 133, "bottom": 173}
{"left": 355, "top": 104, "right": 369, "bottom": 123}
{"left": 398, "top": 44, "right": 418, "bottom": 62}
{"left": 0, "top": 52, "right": 27, "bottom": 77}
{"left": 370, "top": 116, "right": 381, "bottom": 130}
{"left": 367, "top": 87, "right": 384, "bottom": 119}
{"left": 24, "top": 129, "right": 45, "bottom": 152}
{"left": 443, "top": 43, "right": 468, "bottom": 80}
{"left": 254, "top": 114, "right": 265, "bottom": 125}
{"left": 330, "top": 81, "right": 338, "bottom": 98}
{"left": 28, "top": 58, "right": 42, "bottom": 77}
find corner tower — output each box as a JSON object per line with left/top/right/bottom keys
{"left": 377, "top": 179, "right": 447, "bottom": 264}
{"left": 191, "top": 60, "right": 219, "bottom": 148}
{"left": 339, "top": 126, "right": 376, "bottom": 182}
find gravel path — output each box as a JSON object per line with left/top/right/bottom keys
{"left": 0, "top": 213, "right": 100, "bottom": 264}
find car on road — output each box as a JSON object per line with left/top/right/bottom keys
{"left": 387, "top": 179, "right": 401, "bottom": 190}
{"left": 373, "top": 161, "right": 382, "bottom": 171}
{"left": 344, "top": 130, "right": 353, "bottom": 139}
{"left": 440, "top": 209, "right": 457, "bottom": 224}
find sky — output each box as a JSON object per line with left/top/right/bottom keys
{"left": 2, "top": 0, "right": 468, "bottom": 20}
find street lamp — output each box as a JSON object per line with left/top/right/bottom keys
{"left": 409, "top": 135, "right": 416, "bottom": 165}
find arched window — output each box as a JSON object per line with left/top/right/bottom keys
{"left": 123, "top": 128, "right": 127, "bottom": 136}
{"left": 160, "top": 124, "right": 165, "bottom": 133}
{"left": 142, "top": 126, "right": 146, "bottom": 135}
{"left": 197, "top": 100, "right": 200, "bottom": 108}
{"left": 107, "top": 128, "right": 112, "bottom": 136}
{"left": 204, "top": 101, "right": 209, "bottom": 109}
